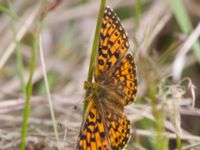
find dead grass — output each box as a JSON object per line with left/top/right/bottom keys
{"left": 0, "top": 0, "right": 200, "bottom": 149}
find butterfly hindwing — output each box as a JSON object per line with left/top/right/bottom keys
{"left": 104, "top": 54, "right": 137, "bottom": 105}
{"left": 76, "top": 97, "right": 131, "bottom": 150}
{"left": 104, "top": 104, "right": 131, "bottom": 150}
{"left": 76, "top": 100, "right": 110, "bottom": 150}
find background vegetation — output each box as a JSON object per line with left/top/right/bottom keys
{"left": 0, "top": 0, "right": 200, "bottom": 149}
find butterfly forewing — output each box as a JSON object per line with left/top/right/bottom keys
{"left": 104, "top": 54, "right": 137, "bottom": 105}
{"left": 95, "top": 7, "right": 130, "bottom": 81}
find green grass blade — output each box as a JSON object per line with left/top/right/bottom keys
{"left": 86, "top": 0, "right": 107, "bottom": 82}
{"left": 169, "top": 0, "right": 200, "bottom": 62}
{"left": 83, "top": 0, "right": 107, "bottom": 113}
{"left": 8, "top": 1, "right": 26, "bottom": 96}
{"left": 176, "top": 134, "right": 181, "bottom": 150}
{"left": 169, "top": 0, "right": 192, "bottom": 34}
{"left": 20, "top": 33, "right": 38, "bottom": 150}
{"left": 0, "top": 4, "right": 17, "bottom": 20}
{"left": 133, "top": 0, "right": 142, "bottom": 49}
{"left": 134, "top": 0, "right": 142, "bottom": 30}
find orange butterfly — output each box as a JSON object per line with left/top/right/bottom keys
{"left": 76, "top": 6, "right": 137, "bottom": 150}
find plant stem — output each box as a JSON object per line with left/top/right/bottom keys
{"left": 83, "top": 0, "right": 107, "bottom": 113}
{"left": 176, "top": 134, "right": 181, "bottom": 150}
{"left": 20, "top": 32, "right": 38, "bottom": 150}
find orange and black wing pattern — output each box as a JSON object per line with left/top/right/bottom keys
{"left": 76, "top": 99, "right": 131, "bottom": 150}
{"left": 104, "top": 103, "right": 131, "bottom": 150}
{"left": 95, "top": 7, "right": 129, "bottom": 81}
{"left": 76, "top": 6, "right": 137, "bottom": 150}
{"left": 76, "top": 100, "right": 110, "bottom": 150}
{"left": 104, "top": 54, "right": 137, "bottom": 105}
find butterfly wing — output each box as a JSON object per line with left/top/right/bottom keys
{"left": 95, "top": 7, "right": 130, "bottom": 81}
{"left": 104, "top": 54, "right": 137, "bottom": 105}
{"left": 76, "top": 97, "right": 131, "bottom": 150}
{"left": 103, "top": 100, "right": 131, "bottom": 150}
{"left": 77, "top": 6, "right": 137, "bottom": 150}
{"left": 76, "top": 99, "right": 110, "bottom": 150}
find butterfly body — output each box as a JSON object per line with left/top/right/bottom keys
{"left": 76, "top": 6, "right": 137, "bottom": 150}
{"left": 84, "top": 81, "right": 105, "bottom": 99}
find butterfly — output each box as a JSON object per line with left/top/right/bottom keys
{"left": 76, "top": 6, "right": 137, "bottom": 150}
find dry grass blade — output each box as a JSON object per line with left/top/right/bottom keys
{"left": 0, "top": 0, "right": 200, "bottom": 149}
{"left": 172, "top": 22, "right": 200, "bottom": 80}
{"left": 0, "top": 5, "right": 41, "bottom": 70}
